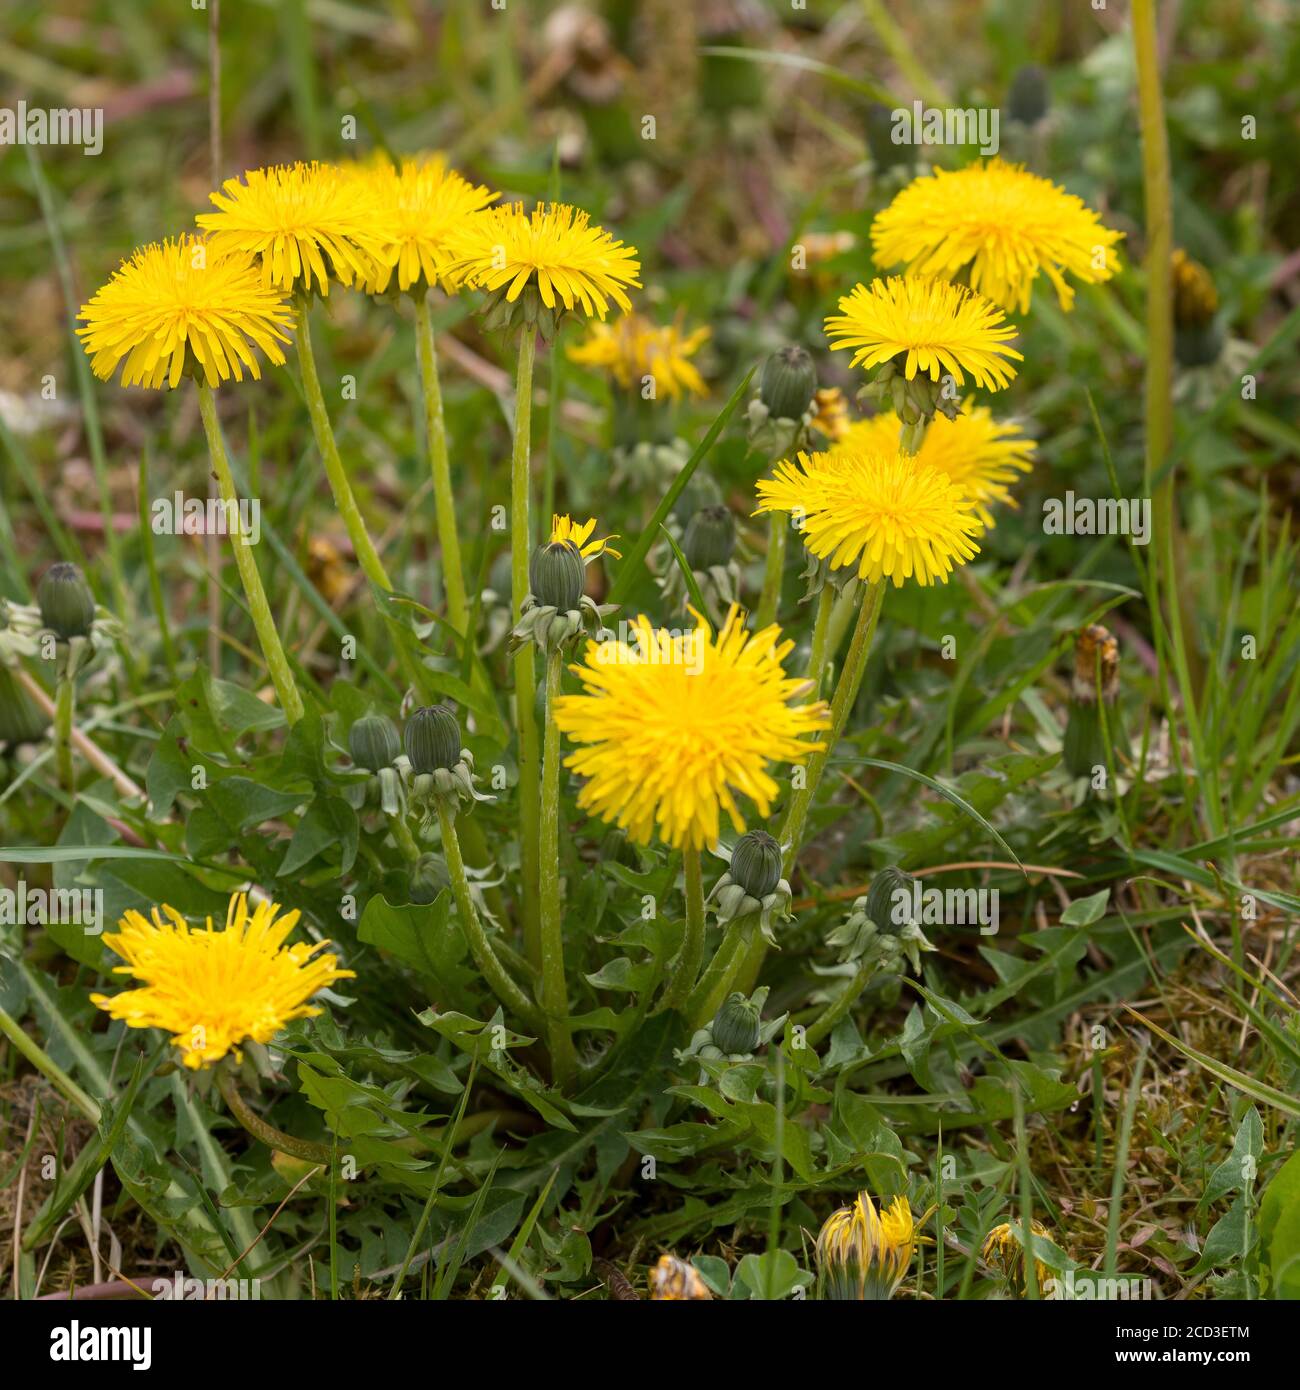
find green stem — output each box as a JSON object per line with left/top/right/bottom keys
{"left": 197, "top": 383, "right": 305, "bottom": 724}
{"left": 0, "top": 1003, "right": 100, "bottom": 1123}
{"left": 387, "top": 812, "right": 421, "bottom": 865}
{"left": 662, "top": 847, "right": 706, "bottom": 1012}
{"left": 436, "top": 798, "right": 542, "bottom": 1029}
{"left": 539, "top": 649, "right": 576, "bottom": 1089}
{"left": 217, "top": 1066, "right": 332, "bottom": 1165}
{"left": 53, "top": 675, "right": 74, "bottom": 793}
{"left": 805, "top": 959, "right": 873, "bottom": 1048}
{"left": 756, "top": 513, "right": 787, "bottom": 629}
{"left": 295, "top": 302, "right": 392, "bottom": 594}
{"left": 806, "top": 584, "right": 835, "bottom": 696}
{"left": 686, "top": 917, "right": 755, "bottom": 1031}
{"left": 413, "top": 293, "right": 469, "bottom": 636}
{"left": 511, "top": 332, "right": 542, "bottom": 968}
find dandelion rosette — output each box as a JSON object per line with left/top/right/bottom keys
{"left": 825, "top": 276, "right": 1022, "bottom": 391}
{"left": 755, "top": 447, "right": 983, "bottom": 587}
{"left": 90, "top": 892, "right": 353, "bottom": 1069}
{"left": 870, "top": 158, "right": 1123, "bottom": 313}
{"left": 568, "top": 311, "right": 709, "bottom": 398}
{"left": 196, "top": 161, "right": 388, "bottom": 296}
{"left": 76, "top": 236, "right": 294, "bottom": 390}
{"left": 553, "top": 605, "right": 829, "bottom": 851}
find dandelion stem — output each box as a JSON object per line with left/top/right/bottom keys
{"left": 805, "top": 958, "right": 873, "bottom": 1048}
{"left": 53, "top": 675, "right": 74, "bottom": 793}
{"left": 686, "top": 916, "right": 755, "bottom": 1032}
{"left": 539, "top": 648, "right": 576, "bottom": 1089}
{"left": 756, "top": 512, "right": 787, "bottom": 629}
{"left": 663, "top": 847, "right": 706, "bottom": 1012}
{"left": 387, "top": 812, "right": 421, "bottom": 865}
{"left": 806, "top": 584, "right": 835, "bottom": 695}
{"left": 295, "top": 302, "right": 393, "bottom": 594}
{"left": 436, "top": 798, "right": 542, "bottom": 1029}
{"left": 197, "top": 383, "right": 305, "bottom": 724}
{"left": 511, "top": 331, "right": 543, "bottom": 968}
{"left": 216, "top": 1066, "right": 332, "bottom": 1164}
{"left": 413, "top": 293, "right": 469, "bottom": 636}
{"left": 0, "top": 1002, "right": 100, "bottom": 1124}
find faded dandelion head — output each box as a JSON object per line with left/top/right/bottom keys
{"left": 817, "top": 1191, "right": 917, "bottom": 1300}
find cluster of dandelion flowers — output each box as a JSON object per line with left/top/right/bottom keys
{"left": 91, "top": 893, "right": 354, "bottom": 1070}
{"left": 354, "top": 154, "right": 499, "bottom": 295}
{"left": 552, "top": 606, "right": 829, "bottom": 851}
{"left": 447, "top": 201, "right": 641, "bottom": 319}
{"left": 825, "top": 276, "right": 1022, "bottom": 391}
{"left": 817, "top": 1191, "right": 917, "bottom": 1300}
{"left": 834, "top": 406, "right": 1035, "bottom": 529}
{"left": 76, "top": 236, "right": 294, "bottom": 390}
{"left": 871, "top": 158, "right": 1123, "bottom": 314}
{"left": 197, "top": 161, "right": 388, "bottom": 296}
{"left": 567, "top": 311, "right": 709, "bottom": 398}
{"left": 756, "top": 447, "right": 982, "bottom": 586}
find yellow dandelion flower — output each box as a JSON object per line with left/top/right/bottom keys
{"left": 817, "top": 1191, "right": 917, "bottom": 1300}
{"left": 76, "top": 236, "right": 294, "bottom": 390}
{"left": 446, "top": 201, "right": 641, "bottom": 319}
{"left": 90, "top": 892, "right": 354, "bottom": 1069}
{"left": 983, "top": 1219, "right": 1054, "bottom": 1294}
{"left": 833, "top": 406, "right": 1035, "bottom": 528}
{"left": 825, "top": 277, "right": 1022, "bottom": 391}
{"left": 810, "top": 386, "right": 851, "bottom": 442}
{"left": 550, "top": 514, "right": 621, "bottom": 559}
{"left": 567, "top": 311, "right": 709, "bottom": 398}
{"left": 351, "top": 154, "right": 499, "bottom": 295}
{"left": 871, "top": 158, "right": 1123, "bottom": 313}
{"left": 196, "top": 161, "right": 387, "bottom": 296}
{"left": 553, "top": 605, "right": 829, "bottom": 851}
{"left": 649, "top": 1254, "right": 713, "bottom": 1300}
{"left": 755, "top": 447, "right": 982, "bottom": 586}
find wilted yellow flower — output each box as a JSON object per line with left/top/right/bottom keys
{"left": 553, "top": 606, "right": 829, "bottom": 850}
{"left": 91, "top": 892, "right": 354, "bottom": 1069}
{"left": 446, "top": 201, "right": 641, "bottom": 319}
{"left": 817, "top": 1191, "right": 917, "bottom": 1300}
{"left": 871, "top": 158, "right": 1123, "bottom": 313}
{"left": 649, "top": 1254, "right": 713, "bottom": 1300}
{"left": 825, "top": 277, "right": 1022, "bottom": 391}
{"left": 351, "top": 154, "right": 499, "bottom": 295}
{"left": 76, "top": 236, "right": 294, "bottom": 390}
{"left": 550, "top": 514, "right": 621, "bottom": 559}
{"left": 567, "top": 311, "right": 709, "bottom": 399}
{"left": 755, "top": 447, "right": 982, "bottom": 586}
{"left": 834, "top": 406, "right": 1034, "bottom": 528}
{"left": 983, "top": 1219, "right": 1054, "bottom": 1294}
{"left": 197, "top": 161, "right": 387, "bottom": 296}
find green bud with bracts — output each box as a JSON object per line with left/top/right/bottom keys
{"left": 404, "top": 704, "right": 462, "bottom": 775}
{"left": 683, "top": 506, "right": 736, "bottom": 572}
{"left": 349, "top": 713, "right": 401, "bottom": 773}
{"left": 760, "top": 345, "right": 817, "bottom": 422}
{"left": 409, "top": 852, "right": 448, "bottom": 905}
{"left": 38, "top": 563, "right": 95, "bottom": 641}
{"left": 1006, "top": 64, "right": 1049, "bottom": 126}
{"left": 865, "top": 865, "right": 916, "bottom": 935}
{"left": 729, "top": 828, "right": 783, "bottom": 900}
{"left": 708, "top": 829, "right": 792, "bottom": 944}
{"left": 529, "top": 540, "right": 585, "bottom": 614}
{"left": 711, "top": 992, "right": 761, "bottom": 1056}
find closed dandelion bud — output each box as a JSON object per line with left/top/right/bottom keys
{"left": 729, "top": 828, "right": 782, "bottom": 900}
{"left": 1007, "top": 64, "right": 1049, "bottom": 126}
{"left": 760, "top": 345, "right": 816, "bottom": 421}
{"left": 349, "top": 713, "right": 400, "bottom": 772}
{"left": 529, "top": 540, "right": 585, "bottom": 612}
{"left": 712, "top": 992, "right": 761, "bottom": 1055}
{"left": 682, "top": 505, "right": 736, "bottom": 571}
{"left": 404, "top": 704, "right": 461, "bottom": 774}
{"left": 866, "top": 865, "right": 916, "bottom": 935}
{"left": 1172, "top": 250, "right": 1223, "bottom": 367}
{"left": 37, "top": 563, "right": 95, "bottom": 641}
{"left": 409, "top": 852, "right": 447, "bottom": 905}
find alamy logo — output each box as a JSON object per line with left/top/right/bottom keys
{"left": 894, "top": 881, "right": 999, "bottom": 935}
{"left": 152, "top": 1271, "right": 261, "bottom": 1300}
{"left": 152, "top": 490, "right": 261, "bottom": 545}
{"left": 1042, "top": 492, "right": 1151, "bottom": 545}
{"left": 606, "top": 622, "right": 704, "bottom": 676}
{"left": 0, "top": 881, "right": 103, "bottom": 935}
{"left": 49, "top": 1322, "right": 151, "bottom": 1370}
{"left": 891, "top": 101, "right": 999, "bottom": 157}
{"left": 1, "top": 102, "right": 103, "bottom": 156}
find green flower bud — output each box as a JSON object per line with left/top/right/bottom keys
{"left": 711, "top": 992, "right": 761, "bottom": 1055}
{"left": 1006, "top": 64, "right": 1049, "bottom": 126}
{"left": 37, "top": 563, "right": 95, "bottom": 641}
{"left": 760, "top": 345, "right": 816, "bottom": 421}
{"left": 529, "top": 540, "right": 585, "bottom": 612}
{"left": 409, "top": 852, "right": 447, "bottom": 905}
{"left": 729, "top": 829, "right": 782, "bottom": 899}
{"left": 866, "top": 866, "right": 916, "bottom": 936}
{"left": 404, "top": 704, "right": 461, "bottom": 775}
{"left": 682, "top": 506, "right": 736, "bottom": 571}
{"left": 349, "top": 713, "right": 400, "bottom": 772}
